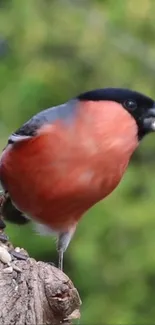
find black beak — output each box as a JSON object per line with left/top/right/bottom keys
{"left": 143, "top": 103, "right": 155, "bottom": 131}
{"left": 147, "top": 102, "right": 155, "bottom": 117}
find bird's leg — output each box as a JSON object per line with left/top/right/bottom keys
{"left": 0, "top": 218, "right": 6, "bottom": 230}
{"left": 0, "top": 218, "right": 9, "bottom": 242}
{"left": 0, "top": 232, "right": 9, "bottom": 242}
{"left": 57, "top": 225, "right": 76, "bottom": 271}
{"left": 58, "top": 248, "right": 63, "bottom": 271}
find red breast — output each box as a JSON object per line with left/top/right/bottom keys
{"left": 0, "top": 100, "right": 138, "bottom": 231}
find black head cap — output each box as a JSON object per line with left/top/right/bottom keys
{"left": 78, "top": 88, "right": 155, "bottom": 140}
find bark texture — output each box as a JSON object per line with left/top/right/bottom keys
{"left": 0, "top": 243, "right": 81, "bottom": 325}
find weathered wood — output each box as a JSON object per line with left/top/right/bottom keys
{"left": 0, "top": 241, "right": 81, "bottom": 325}
{"left": 0, "top": 194, "right": 81, "bottom": 324}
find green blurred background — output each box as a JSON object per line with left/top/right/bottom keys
{"left": 1, "top": 0, "right": 155, "bottom": 324}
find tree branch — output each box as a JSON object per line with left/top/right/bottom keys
{"left": 0, "top": 240, "right": 81, "bottom": 325}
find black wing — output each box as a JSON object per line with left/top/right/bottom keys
{"left": 2, "top": 195, "right": 30, "bottom": 225}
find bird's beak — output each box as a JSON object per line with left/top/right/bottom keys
{"left": 143, "top": 103, "right": 155, "bottom": 131}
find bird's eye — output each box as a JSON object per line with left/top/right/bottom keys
{"left": 123, "top": 99, "right": 137, "bottom": 111}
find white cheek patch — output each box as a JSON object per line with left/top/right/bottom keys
{"left": 8, "top": 134, "right": 32, "bottom": 143}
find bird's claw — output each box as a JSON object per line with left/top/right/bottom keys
{"left": 47, "top": 261, "right": 56, "bottom": 267}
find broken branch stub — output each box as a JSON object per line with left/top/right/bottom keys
{"left": 0, "top": 242, "right": 81, "bottom": 325}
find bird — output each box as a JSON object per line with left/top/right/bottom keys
{"left": 0, "top": 87, "right": 155, "bottom": 271}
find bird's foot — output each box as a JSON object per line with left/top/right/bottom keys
{"left": 47, "top": 261, "right": 56, "bottom": 267}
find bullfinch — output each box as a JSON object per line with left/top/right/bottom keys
{"left": 0, "top": 88, "right": 155, "bottom": 270}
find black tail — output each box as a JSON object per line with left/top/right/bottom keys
{"left": 2, "top": 196, "right": 30, "bottom": 225}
